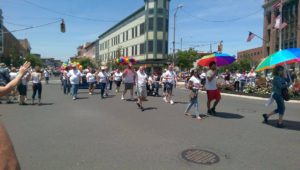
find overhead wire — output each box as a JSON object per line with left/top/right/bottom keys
{"left": 181, "top": 8, "right": 263, "bottom": 23}
{"left": 2, "top": 19, "right": 62, "bottom": 34}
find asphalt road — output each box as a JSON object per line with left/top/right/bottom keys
{"left": 1, "top": 81, "right": 299, "bottom": 170}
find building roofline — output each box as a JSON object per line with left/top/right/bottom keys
{"left": 98, "top": 6, "right": 144, "bottom": 39}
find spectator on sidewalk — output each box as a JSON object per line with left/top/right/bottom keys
{"left": 247, "top": 68, "right": 256, "bottom": 87}
{"left": 224, "top": 69, "right": 231, "bottom": 85}
{"left": 234, "top": 70, "right": 241, "bottom": 92}
{"left": 239, "top": 71, "right": 247, "bottom": 92}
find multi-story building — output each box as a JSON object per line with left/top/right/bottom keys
{"left": 98, "top": 0, "right": 170, "bottom": 67}
{"left": 263, "top": 0, "right": 300, "bottom": 70}
{"left": 237, "top": 47, "right": 263, "bottom": 67}
{"left": 0, "top": 9, "right": 3, "bottom": 55}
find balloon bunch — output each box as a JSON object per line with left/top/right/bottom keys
{"left": 115, "top": 56, "right": 136, "bottom": 65}
{"left": 60, "top": 61, "right": 83, "bottom": 71}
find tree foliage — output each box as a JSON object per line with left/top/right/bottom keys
{"left": 25, "top": 54, "right": 42, "bottom": 67}
{"left": 176, "top": 48, "right": 199, "bottom": 70}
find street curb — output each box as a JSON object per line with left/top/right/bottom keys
{"left": 176, "top": 84, "right": 300, "bottom": 104}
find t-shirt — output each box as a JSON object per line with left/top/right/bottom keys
{"left": 205, "top": 70, "right": 217, "bottom": 90}
{"left": 189, "top": 76, "right": 201, "bottom": 90}
{"left": 200, "top": 72, "right": 206, "bottom": 79}
{"left": 98, "top": 71, "right": 108, "bottom": 83}
{"left": 123, "top": 69, "right": 135, "bottom": 83}
{"left": 247, "top": 72, "right": 256, "bottom": 78}
{"left": 114, "top": 72, "right": 123, "bottom": 81}
{"left": 32, "top": 72, "right": 42, "bottom": 84}
{"left": 86, "top": 73, "right": 96, "bottom": 83}
{"left": 234, "top": 73, "right": 241, "bottom": 81}
{"left": 67, "top": 69, "right": 81, "bottom": 84}
{"left": 136, "top": 70, "right": 148, "bottom": 87}
{"left": 44, "top": 70, "right": 49, "bottom": 77}
{"left": 9, "top": 72, "right": 17, "bottom": 80}
{"left": 164, "top": 70, "right": 177, "bottom": 84}
{"left": 21, "top": 72, "right": 30, "bottom": 85}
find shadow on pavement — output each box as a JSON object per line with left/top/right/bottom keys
{"left": 267, "top": 120, "right": 300, "bottom": 131}
{"left": 143, "top": 107, "right": 157, "bottom": 111}
{"left": 38, "top": 103, "right": 54, "bottom": 106}
{"left": 76, "top": 97, "right": 89, "bottom": 100}
{"left": 174, "top": 101, "right": 189, "bottom": 104}
{"left": 214, "top": 112, "right": 244, "bottom": 119}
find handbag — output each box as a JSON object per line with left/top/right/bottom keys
{"left": 281, "top": 88, "right": 290, "bottom": 101}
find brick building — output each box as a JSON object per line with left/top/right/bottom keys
{"left": 237, "top": 47, "right": 263, "bottom": 67}
{"left": 263, "top": 0, "right": 300, "bottom": 70}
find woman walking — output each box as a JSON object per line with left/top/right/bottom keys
{"left": 263, "top": 66, "right": 290, "bottom": 128}
{"left": 184, "top": 70, "right": 202, "bottom": 120}
{"left": 97, "top": 66, "right": 109, "bottom": 99}
{"left": 18, "top": 70, "right": 30, "bottom": 105}
{"left": 86, "top": 69, "right": 96, "bottom": 95}
{"left": 113, "top": 69, "right": 122, "bottom": 93}
{"left": 62, "top": 67, "right": 70, "bottom": 94}
{"left": 31, "top": 66, "right": 43, "bottom": 105}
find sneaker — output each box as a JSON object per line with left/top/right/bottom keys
{"left": 207, "top": 109, "right": 213, "bottom": 115}
{"left": 211, "top": 107, "right": 216, "bottom": 115}
{"left": 196, "top": 116, "right": 202, "bottom": 120}
{"left": 136, "top": 102, "right": 141, "bottom": 108}
{"left": 170, "top": 100, "right": 174, "bottom": 105}
{"left": 163, "top": 97, "right": 168, "bottom": 103}
{"left": 277, "top": 123, "right": 285, "bottom": 128}
{"left": 115, "top": 89, "right": 118, "bottom": 93}
{"left": 73, "top": 97, "right": 76, "bottom": 100}
{"left": 89, "top": 92, "right": 92, "bottom": 95}
{"left": 140, "top": 106, "right": 145, "bottom": 112}
{"left": 262, "top": 114, "right": 269, "bottom": 124}
{"left": 121, "top": 95, "right": 125, "bottom": 100}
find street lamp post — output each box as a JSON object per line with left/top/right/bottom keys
{"left": 172, "top": 4, "right": 183, "bottom": 64}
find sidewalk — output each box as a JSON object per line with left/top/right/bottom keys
{"left": 176, "top": 82, "right": 300, "bottom": 104}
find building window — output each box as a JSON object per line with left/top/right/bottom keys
{"left": 140, "top": 43, "right": 145, "bottom": 54}
{"left": 135, "top": 45, "right": 138, "bottom": 55}
{"left": 149, "top": 9, "right": 154, "bottom": 15}
{"left": 140, "top": 23, "right": 145, "bottom": 35}
{"left": 132, "top": 28, "right": 135, "bottom": 38}
{"left": 157, "top": 9, "right": 164, "bottom": 14}
{"left": 165, "top": 19, "right": 169, "bottom": 32}
{"left": 157, "top": 40, "right": 163, "bottom": 53}
{"left": 157, "top": 17, "right": 164, "bottom": 31}
{"left": 148, "top": 40, "right": 153, "bottom": 53}
{"left": 126, "top": 31, "right": 128, "bottom": 41}
{"left": 165, "top": 41, "right": 168, "bottom": 54}
{"left": 135, "top": 26, "right": 138, "bottom": 37}
{"left": 123, "top": 32, "right": 125, "bottom": 42}
{"left": 148, "top": 18, "right": 154, "bottom": 31}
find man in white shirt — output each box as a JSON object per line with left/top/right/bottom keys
{"left": 162, "top": 64, "right": 177, "bottom": 105}
{"left": 97, "top": 66, "right": 108, "bottom": 99}
{"left": 122, "top": 63, "right": 136, "bottom": 100}
{"left": 86, "top": 69, "right": 96, "bottom": 95}
{"left": 136, "top": 66, "right": 148, "bottom": 111}
{"left": 205, "top": 62, "right": 221, "bottom": 115}
{"left": 67, "top": 65, "right": 82, "bottom": 100}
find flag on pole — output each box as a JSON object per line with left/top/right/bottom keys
{"left": 272, "top": 0, "right": 282, "bottom": 9}
{"left": 274, "top": 14, "right": 288, "bottom": 30}
{"left": 246, "top": 32, "right": 255, "bottom": 42}
{"left": 274, "top": 14, "right": 281, "bottom": 29}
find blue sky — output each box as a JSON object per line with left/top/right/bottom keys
{"left": 1, "top": 0, "right": 264, "bottom": 61}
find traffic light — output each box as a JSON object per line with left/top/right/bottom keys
{"left": 60, "top": 19, "right": 66, "bottom": 33}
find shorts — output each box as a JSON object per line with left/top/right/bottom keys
{"left": 124, "top": 83, "right": 134, "bottom": 90}
{"left": 165, "top": 82, "right": 173, "bottom": 94}
{"left": 45, "top": 77, "right": 49, "bottom": 81}
{"left": 88, "top": 82, "right": 96, "bottom": 89}
{"left": 115, "top": 81, "right": 122, "bottom": 87}
{"left": 136, "top": 85, "right": 147, "bottom": 97}
{"left": 206, "top": 90, "right": 221, "bottom": 101}
{"left": 17, "top": 84, "right": 27, "bottom": 96}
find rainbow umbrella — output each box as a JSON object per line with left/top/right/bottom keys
{"left": 197, "top": 53, "right": 236, "bottom": 67}
{"left": 255, "top": 48, "right": 300, "bottom": 72}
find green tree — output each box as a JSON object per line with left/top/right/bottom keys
{"left": 176, "top": 48, "right": 199, "bottom": 70}
{"left": 76, "top": 57, "right": 95, "bottom": 69}
{"left": 25, "top": 54, "right": 42, "bottom": 67}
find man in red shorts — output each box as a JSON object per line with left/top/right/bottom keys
{"left": 205, "top": 62, "right": 221, "bottom": 115}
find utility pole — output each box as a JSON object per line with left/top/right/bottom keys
{"left": 172, "top": 4, "right": 183, "bottom": 64}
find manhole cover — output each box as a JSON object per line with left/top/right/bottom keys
{"left": 181, "top": 149, "right": 220, "bottom": 165}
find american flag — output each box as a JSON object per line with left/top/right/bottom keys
{"left": 246, "top": 32, "right": 255, "bottom": 42}
{"left": 272, "top": 0, "right": 282, "bottom": 9}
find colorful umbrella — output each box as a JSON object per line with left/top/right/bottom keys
{"left": 255, "top": 48, "right": 300, "bottom": 72}
{"left": 197, "top": 53, "right": 236, "bottom": 67}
